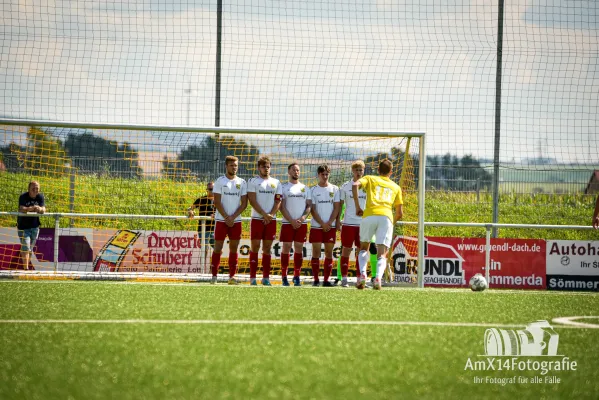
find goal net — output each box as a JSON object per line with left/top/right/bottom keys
{"left": 0, "top": 122, "right": 425, "bottom": 286}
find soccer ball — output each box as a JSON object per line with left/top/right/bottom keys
{"left": 469, "top": 273, "right": 488, "bottom": 292}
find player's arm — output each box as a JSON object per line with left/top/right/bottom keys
{"left": 213, "top": 193, "right": 229, "bottom": 219}
{"left": 279, "top": 197, "right": 294, "bottom": 222}
{"left": 268, "top": 185, "right": 283, "bottom": 219}
{"left": 393, "top": 189, "right": 404, "bottom": 225}
{"left": 301, "top": 200, "right": 312, "bottom": 223}
{"left": 352, "top": 181, "right": 363, "bottom": 216}
{"left": 247, "top": 191, "right": 268, "bottom": 218}
{"left": 593, "top": 196, "right": 599, "bottom": 229}
{"left": 310, "top": 204, "right": 325, "bottom": 227}
{"left": 394, "top": 204, "right": 404, "bottom": 225}
{"left": 330, "top": 201, "right": 340, "bottom": 227}
{"left": 232, "top": 194, "right": 249, "bottom": 219}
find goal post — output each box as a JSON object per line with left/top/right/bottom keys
{"left": 0, "top": 119, "right": 425, "bottom": 287}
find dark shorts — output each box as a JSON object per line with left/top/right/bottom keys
{"left": 214, "top": 221, "right": 242, "bottom": 241}
{"left": 309, "top": 227, "right": 337, "bottom": 244}
{"left": 279, "top": 223, "right": 308, "bottom": 243}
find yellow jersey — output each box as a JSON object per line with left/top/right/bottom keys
{"left": 358, "top": 175, "right": 403, "bottom": 222}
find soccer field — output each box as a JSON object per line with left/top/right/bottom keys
{"left": 0, "top": 282, "right": 597, "bottom": 400}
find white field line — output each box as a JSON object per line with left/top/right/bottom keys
{"left": 0, "top": 279, "right": 598, "bottom": 296}
{"left": 0, "top": 319, "right": 595, "bottom": 329}
{"left": 552, "top": 316, "right": 599, "bottom": 329}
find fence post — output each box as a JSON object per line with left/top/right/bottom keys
{"left": 485, "top": 225, "right": 491, "bottom": 287}
{"left": 54, "top": 214, "right": 60, "bottom": 272}
{"left": 476, "top": 178, "right": 480, "bottom": 203}
{"left": 69, "top": 164, "right": 75, "bottom": 227}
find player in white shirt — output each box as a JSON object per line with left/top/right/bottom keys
{"left": 338, "top": 160, "right": 366, "bottom": 287}
{"left": 309, "top": 164, "right": 341, "bottom": 287}
{"left": 211, "top": 155, "right": 248, "bottom": 285}
{"left": 247, "top": 156, "right": 283, "bottom": 286}
{"left": 279, "top": 163, "right": 312, "bottom": 287}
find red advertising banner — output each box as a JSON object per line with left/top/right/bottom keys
{"left": 392, "top": 237, "right": 546, "bottom": 289}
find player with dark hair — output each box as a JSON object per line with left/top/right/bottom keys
{"left": 211, "top": 156, "right": 248, "bottom": 284}
{"left": 353, "top": 159, "right": 403, "bottom": 290}
{"left": 248, "top": 156, "right": 283, "bottom": 286}
{"left": 309, "top": 164, "right": 340, "bottom": 287}
{"left": 279, "top": 163, "right": 312, "bottom": 286}
{"left": 338, "top": 160, "right": 366, "bottom": 287}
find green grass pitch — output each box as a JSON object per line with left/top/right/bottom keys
{"left": 0, "top": 281, "right": 597, "bottom": 399}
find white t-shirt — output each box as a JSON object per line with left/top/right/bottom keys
{"left": 310, "top": 184, "right": 340, "bottom": 228}
{"left": 281, "top": 181, "right": 311, "bottom": 224}
{"left": 213, "top": 175, "right": 248, "bottom": 222}
{"left": 247, "top": 176, "right": 283, "bottom": 220}
{"left": 340, "top": 180, "right": 367, "bottom": 226}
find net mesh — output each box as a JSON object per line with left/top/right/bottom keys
{"left": 0, "top": 124, "right": 421, "bottom": 278}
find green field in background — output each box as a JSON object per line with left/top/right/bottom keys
{"left": 0, "top": 281, "right": 597, "bottom": 399}
{"left": 0, "top": 171, "right": 597, "bottom": 240}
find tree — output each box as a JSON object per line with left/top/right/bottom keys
{"left": 0, "top": 142, "right": 27, "bottom": 172}
{"left": 162, "top": 135, "right": 261, "bottom": 181}
{"left": 63, "top": 132, "right": 143, "bottom": 179}
{"left": 23, "top": 127, "right": 70, "bottom": 176}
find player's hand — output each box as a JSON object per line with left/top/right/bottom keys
{"left": 593, "top": 216, "right": 599, "bottom": 229}
{"left": 225, "top": 215, "right": 235, "bottom": 227}
{"left": 356, "top": 207, "right": 364, "bottom": 217}
{"left": 291, "top": 219, "right": 301, "bottom": 229}
{"left": 322, "top": 222, "right": 331, "bottom": 232}
{"left": 32, "top": 206, "right": 41, "bottom": 213}
{"left": 187, "top": 209, "right": 195, "bottom": 219}
{"left": 263, "top": 213, "right": 273, "bottom": 224}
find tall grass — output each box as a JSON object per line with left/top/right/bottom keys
{"left": 1, "top": 172, "right": 596, "bottom": 239}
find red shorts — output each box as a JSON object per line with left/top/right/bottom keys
{"left": 214, "top": 221, "right": 242, "bottom": 241}
{"left": 250, "top": 218, "right": 277, "bottom": 241}
{"left": 279, "top": 223, "right": 308, "bottom": 243}
{"left": 309, "top": 227, "right": 337, "bottom": 244}
{"left": 341, "top": 225, "right": 360, "bottom": 248}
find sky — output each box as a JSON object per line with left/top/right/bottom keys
{"left": 0, "top": 0, "right": 598, "bottom": 164}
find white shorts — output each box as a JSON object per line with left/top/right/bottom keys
{"left": 359, "top": 216, "right": 394, "bottom": 248}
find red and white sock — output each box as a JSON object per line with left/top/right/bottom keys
{"left": 324, "top": 257, "right": 333, "bottom": 282}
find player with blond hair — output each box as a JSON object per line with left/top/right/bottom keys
{"left": 353, "top": 159, "right": 403, "bottom": 290}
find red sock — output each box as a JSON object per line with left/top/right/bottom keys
{"left": 211, "top": 252, "right": 221, "bottom": 277}
{"left": 340, "top": 256, "right": 350, "bottom": 278}
{"left": 262, "top": 254, "right": 272, "bottom": 278}
{"left": 229, "top": 252, "right": 238, "bottom": 278}
{"left": 281, "top": 253, "right": 290, "bottom": 277}
{"left": 293, "top": 253, "right": 303, "bottom": 277}
{"left": 324, "top": 257, "right": 333, "bottom": 282}
{"left": 311, "top": 257, "right": 320, "bottom": 280}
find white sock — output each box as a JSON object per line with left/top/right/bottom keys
{"left": 376, "top": 257, "right": 387, "bottom": 280}
{"left": 358, "top": 250, "right": 369, "bottom": 277}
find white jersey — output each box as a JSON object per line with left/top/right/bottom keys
{"left": 213, "top": 175, "right": 247, "bottom": 222}
{"left": 340, "top": 180, "right": 367, "bottom": 226}
{"left": 281, "top": 181, "right": 311, "bottom": 224}
{"left": 247, "top": 176, "right": 283, "bottom": 220}
{"left": 310, "top": 184, "right": 340, "bottom": 228}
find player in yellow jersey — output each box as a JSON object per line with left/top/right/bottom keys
{"left": 352, "top": 159, "right": 403, "bottom": 290}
